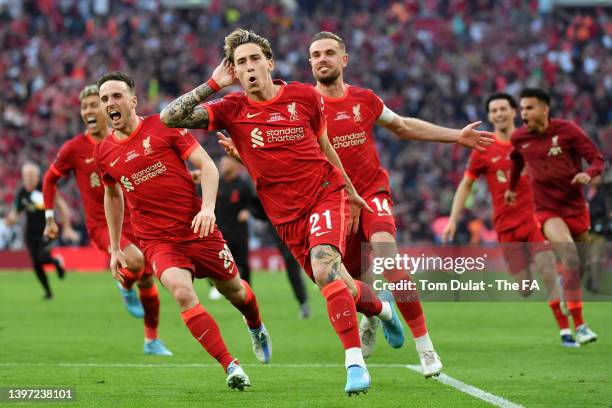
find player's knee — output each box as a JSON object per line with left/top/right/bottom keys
{"left": 124, "top": 249, "right": 144, "bottom": 273}
{"left": 171, "top": 284, "right": 197, "bottom": 308}
{"left": 220, "top": 282, "right": 246, "bottom": 304}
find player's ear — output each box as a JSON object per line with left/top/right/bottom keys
{"left": 267, "top": 58, "right": 275, "bottom": 73}
{"left": 342, "top": 52, "right": 348, "bottom": 68}
{"left": 131, "top": 94, "right": 138, "bottom": 110}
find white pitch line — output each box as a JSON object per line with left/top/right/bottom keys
{"left": 0, "top": 362, "right": 525, "bottom": 407}
{"left": 406, "top": 365, "right": 525, "bottom": 408}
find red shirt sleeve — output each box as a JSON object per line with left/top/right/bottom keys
{"left": 568, "top": 122, "right": 605, "bottom": 178}
{"left": 201, "top": 98, "right": 232, "bottom": 131}
{"left": 168, "top": 128, "right": 199, "bottom": 160}
{"left": 308, "top": 86, "right": 327, "bottom": 137}
{"left": 464, "top": 150, "right": 485, "bottom": 180}
{"left": 51, "top": 141, "right": 74, "bottom": 176}
{"left": 370, "top": 91, "right": 385, "bottom": 119}
{"left": 43, "top": 141, "right": 72, "bottom": 209}
{"left": 94, "top": 144, "right": 116, "bottom": 186}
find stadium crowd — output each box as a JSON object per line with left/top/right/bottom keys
{"left": 1, "top": 0, "right": 610, "bottom": 247}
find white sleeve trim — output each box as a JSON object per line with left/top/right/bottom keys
{"left": 375, "top": 105, "right": 399, "bottom": 125}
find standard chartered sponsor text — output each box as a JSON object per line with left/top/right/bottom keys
{"left": 266, "top": 127, "right": 305, "bottom": 143}
{"left": 332, "top": 132, "right": 366, "bottom": 148}
{"left": 132, "top": 161, "right": 167, "bottom": 185}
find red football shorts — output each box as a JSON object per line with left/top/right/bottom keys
{"left": 141, "top": 228, "right": 238, "bottom": 281}
{"left": 275, "top": 186, "right": 349, "bottom": 280}
{"left": 535, "top": 209, "right": 591, "bottom": 237}
{"left": 89, "top": 225, "right": 134, "bottom": 253}
{"left": 343, "top": 190, "right": 397, "bottom": 279}
{"left": 497, "top": 221, "right": 550, "bottom": 276}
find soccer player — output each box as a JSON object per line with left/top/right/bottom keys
{"left": 42, "top": 84, "right": 171, "bottom": 355}
{"left": 5, "top": 162, "right": 72, "bottom": 299}
{"left": 96, "top": 71, "right": 269, "bottom": 390}
{"left": 442, "top": 93, "right": 573, "bottom": 346}
{"left": 308, "top": 31, "right": 494, "bottom": 375}
{"left": 505, "top": 88, "right": 604, "bottom": 345}
{"left": 160, "top": 29, "right": 406, "bottom": 395}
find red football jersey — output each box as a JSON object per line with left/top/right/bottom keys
{"left": 319, "top": 85, "right": 389, "bottom": 197}
{"left": 50, "top": 132, "right": 133, "bottom": 236}
{"left": 203, "top": 80, "right": 345, "bottom": 225}
{"left": 95, "top": 115, "right": 201, "bottom": 241}
{"left": 465, "top": 137, "right": 535, "bottom": 233}
{"left": 510, "top": 118, "right": 605, "bottom": 216}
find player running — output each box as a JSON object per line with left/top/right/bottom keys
{"left": 95, "top": 71, "right": 270, "bottom": 390}
{"left": 505, "top": 88, "right": 604, "bottom": 346}
{"left": 161, "top": 29, "right": 407, "bottom": 395}
{"left": 442, "top": 93, "right": 572, "bottom": 345}
{"left": 308, "top": 31, "right": 494, "bottom": 375}
{"left": 42, "top": 85, "right": 172, "bottom": 355}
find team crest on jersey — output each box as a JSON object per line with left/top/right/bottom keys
{"left": 287, "top": 102, "right": 299, "bottom": 121}
{"left": 353, "top": 104, "right": 362, "bottom": 122}
{"left": 90, "top": 172, "right": 101, "bottom": 188}
{"left": 547, "top": 135, "right": 562, "bottom": 156}
{"left": 143, "top": 136, "right": 153, "bottom": 155}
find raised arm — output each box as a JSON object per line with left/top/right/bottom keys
{"left": 186, "top": 145, "right": 220, "bottom": 238}
{"left": 160, "top": 59, "right": 236, "bottom": 129}
{"left": 379, "top": 108, "right": 494, "bottom": 150}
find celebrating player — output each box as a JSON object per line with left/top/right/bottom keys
{"left": 505, "top": 88, "right": 604, "bottom": 345}
{"left": 160, "top": 29, "right": 408, "bottom": 395}
{"left": 442, "top": 93, "right": 573, "bottom": 345}
{"left": 95, "top": 71, "right": 270, "bottom": 390}
{"left": 42, "top": 85, "right": 172, "bottom": 355}
{"left": 308, "top": 31, "right": 494, "bottom": 374}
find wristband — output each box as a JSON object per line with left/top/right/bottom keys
{"left": 45, "top": 210, "right": 54, "bottom": 218}
{"left": 207, "top": 78, "right": 221, "bottom": 92}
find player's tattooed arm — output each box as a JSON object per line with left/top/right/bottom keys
{"left": 161, "top": 59, "right": 236, "bottom": 129}
{"left": 160, "top": 85, "right": 212, "bottom": 129}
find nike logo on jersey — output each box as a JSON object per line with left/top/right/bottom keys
{"left": 521, "top": 143, "right": 530, "bottom": 149}
{"left": 110, "top": 157, "right": 120, "bottom": 167}
{"left": 85, "top": 158, "right": 95, "bottom": 164}
{"left": 491, "top": 156, "right": 501, "bottom": 163}
{"left": 246, "top": 112, "right": 262, "bottom": 118}
{"left": 314, "top": 231, "right": 330, "bottom": 237}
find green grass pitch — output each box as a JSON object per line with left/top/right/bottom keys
{"left": 0, "top": 270, "right": 610, "bottom": 407}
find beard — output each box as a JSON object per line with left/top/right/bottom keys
{"left": 315, "top": 68, "right": 341, "bottom": 85}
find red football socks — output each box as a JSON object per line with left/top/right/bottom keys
{"left": 548, "top": 299, "right": 570, "bottom": 330}
{"left": 321, "top": 280, "right": 360, "bottom": 350}
{"left": 568, "top": 301, "right": 584, "bottom": 328}
{"left": 119, "top": 268, "right": 139, "bottom": 290}
{"left": 181, "top": 304, "right": 234, "bottom": 371}
{"left": 354, "top": 280, "right": 383, "bottom": 316}
{"left": 139, "top": 283, "right": 160, "bottom": 340}
{"left": 383, "top": 268, "right": 428, "bottom": 338}
{"left": 230, "top": 280, "right": 262, "bottom": 330}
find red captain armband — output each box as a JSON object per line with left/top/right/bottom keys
{"left": 207, "top": 78, "right": 221, "bottom": 92}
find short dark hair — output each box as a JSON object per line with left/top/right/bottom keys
{"left": 97, "top": 71, "right": 136, "bottom": 93}
{"left": 485, "top": 93, "right": 517, "bottom": 113}
{"left": 520, "top": 88, "right": 550, "bottom": 106}
{"left": 310, "top": 31, "right": 346, "bottom": 52}
{"left": 224, "top": 29, "right": 274, "bottom": 64}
